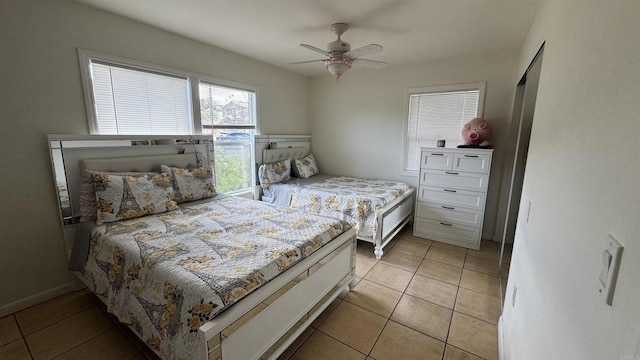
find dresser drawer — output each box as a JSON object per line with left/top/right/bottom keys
{"left": 453, "top": 153, "right": 492, "bottom": 173}
{"left": 418, "top": 186, "right": 485, "bottom": 210}
{"left": 420, "top": 151, "right": 453, "bottom": 170}
{"left": 419, "top": 170, "right": 489, "bottom": 192}
{"left": 414, "top": 218, "right": 480, "bottom": 247}
{"left": 416, "top": 202, "right": 483, "bottom": 227}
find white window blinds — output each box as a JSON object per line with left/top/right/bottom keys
{"left": 405, "top": 89, "right": 480, "bottom": 171}
{"left": 89, "top": 62, "right": 192, "bottom": 134}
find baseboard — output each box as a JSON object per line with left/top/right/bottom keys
{"left": 0, "top": 282, "right": 75, "bottom": 317}
{"left": 498, "top": 315, "right": 505, "bottom": 360}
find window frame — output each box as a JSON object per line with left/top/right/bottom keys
{"left": 78, "top": 48, "right": 260, "bottom": 194}
{"left": 197, "top": 80, "right": 258, "bottom": 195}
{"left": 401, "top": 82, "right": 486, "bottom": 177}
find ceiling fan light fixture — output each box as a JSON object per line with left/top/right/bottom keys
{"left": 294, "top": 23, "right": 386, "bottom": 81}
{"left": 325, "top": 58, "right": 352, "bottom": 78}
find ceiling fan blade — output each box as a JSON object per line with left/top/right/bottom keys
{"left": 300, "top": 44, "right": 330, "bottom": 56}
{"left": 345, "top": 44, "right": 383, "bottom": 59}
{"left": 353, "top": 58, "right": 388, "bottom": 69}
{"left": 290, "top": 59, "right": 327, "bottom": 65}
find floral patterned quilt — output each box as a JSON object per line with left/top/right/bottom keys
{"left": 289, "top": 176, "right": 411, "bottom": 238}
{"left": 82, "top": 195, "right": 349, "bottom": 360}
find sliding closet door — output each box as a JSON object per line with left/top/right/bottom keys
{"left": 499, "top": 47, "right": 544, "bottom": 267}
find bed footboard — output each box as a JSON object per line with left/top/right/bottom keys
{"left": 364, "top": 188, "right": 415, "bottom": 259}
{"left": 198, "top": 228, "right": 357, "bottom": 360}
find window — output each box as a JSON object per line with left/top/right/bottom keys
{"left": 88, "top": 62, "right": 192, "bottom": 134}
{"left": 199, "top": 82, "right": 256, "bottom": 193}
{"left": 79, "top": 49, "right": 258, "bottom": 194}
{"left": 403, "top": 83, "right": 485, "bottom": 174}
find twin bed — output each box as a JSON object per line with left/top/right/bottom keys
{"left": 49, "top": 134, "right": 413, "bottom": 360}
{"left": 255, "top": 136, "right": 415, "bottom": 260}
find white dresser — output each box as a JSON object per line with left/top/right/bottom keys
{"left": 413, "top": 147, "right": 493, "bottom": 250}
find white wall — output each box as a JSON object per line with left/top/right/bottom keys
{"left": 309, "top": 54, "right": 519, "bottom": 239}
{"left": 501, "top": 1, "right": 640, "bottom": 359}
{"left": 0, "top": 0, "right": 309, "bottom": 313}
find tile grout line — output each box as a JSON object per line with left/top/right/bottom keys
{"left": 364, "top": 253, "right": 421, "bottom": 359}
{"left": 362, "top": 244, "right": 503, "bottom": 333}
{"left": 17, "top": 296, "right": 98, "bottom": 337}
{"left": 11, "top": 314, "right": 36, "bottom": 360}
{"left": 423, "top": 249, "right": 468, "bottom": 269}
{"left": 341, "top": 287, "right": 497, "bottom": 345}
{"left": 13, "top": 302, "right": 102, "bottom": 360}
{"left": 308, "top": 234, "right": 415, "bottom": 358}
{"left": 449, "top": 245, "right": 500, "bottom": 360}
{"left": 287, "top": 297, "right": 350, "bottom": 359}
{"left": 302, "top": 296, "right": 371, "bottom": 358}
{"left": 314, "top": 328, "right": 370, "bottom": 358}
{"left": 422, "top": 243, "right": 501, "bottom": 360}
{"left": 443, "top": 250, "right": 466, "bottom": 347}
{"left": 283, "top": 328, "right": 316, "bottom": 360}
{"left": 335, "top": 233, "right": 421, "bottom": 358}
{"left": 457, "top": 286, "right": 503, "bottom": 302}
{"left": 355, "top": 255, "right": 377, "bottom": 279}
{"left": 49, "top": 327, "right": 114, "bottom": 360}
{"left": 13, "top": 243, "right": 493, "bottom": 360}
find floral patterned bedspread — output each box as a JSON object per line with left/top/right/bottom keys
{"left": 289, "top": 176, "right": 411, "bottom": 238}
{"left": 83, "top": 195, "right": 349, "bottom": 360}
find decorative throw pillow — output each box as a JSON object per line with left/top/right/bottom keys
{"left": 79, "top": 170, "right": 159, "bottom": 222}
{"left": 293, "top": 154, "right": 319, "bottom": 179}
{"left": 160, "top": 165, "right": 216, "bottom": 203}
{"left": 258, "top": 159, "right": 291, "bottom": 188}
{"left": 93, "top": 173, "right": 178, "bottom": 224}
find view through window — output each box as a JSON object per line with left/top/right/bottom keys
{"left": 199, "top": 82, "right": 256, "bottom": 193}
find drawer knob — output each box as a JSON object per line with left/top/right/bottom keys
{"left": 431, "top": 153, "right": 444, "bottom": 156}
{"left": 445, "top": 171, "right": 459, "bottom": 175}
{"left": 441, "top": 206, "right": 455, "bottom": 210}
{"left": 464, "top": 154, "right": 479, "bottom": 158}
{"left": 440, "top": 222, "right": 453, "bottom": 226}
{"left": 443, "top": 189, "right": 457, "bottom": 193}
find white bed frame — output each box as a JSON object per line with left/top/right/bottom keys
{"left": 48, "top": 134, "right": 357, "bottom": 360}
{"left": 255, "top": 135, "right": 415, "bottom": 260}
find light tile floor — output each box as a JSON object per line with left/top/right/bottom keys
{"left": 0, "top": 226, "right": 512, "bottom": 360}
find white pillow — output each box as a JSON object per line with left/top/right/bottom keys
{"left": 293, "top": 154, "right": 319, "bottom": 179}
{"left": 258, "top": 159, "right": 291, "bottom": 188}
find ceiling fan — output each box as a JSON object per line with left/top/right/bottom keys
{"left": 292, "top": 23, "right": 388, "bottom": 79}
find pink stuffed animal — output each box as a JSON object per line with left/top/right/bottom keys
{"left": 461, "top": 118, "right": 493, "bottom": 147}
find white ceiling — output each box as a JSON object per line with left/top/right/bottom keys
{"left": 76, "top": 0, "right": 541, "bottom": 77}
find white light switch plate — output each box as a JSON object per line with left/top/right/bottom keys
{"left": 598, "top": 235, "right": 623, "bottom": 306}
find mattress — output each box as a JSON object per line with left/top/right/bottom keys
{"left": 263, "top": 175, "right": 412, "bottom": 238}
{"left": 262, "top": 173, "right": 335, "bottom": 206}
{"left": 76, "top": 195, "right": 349, "bottom": 359}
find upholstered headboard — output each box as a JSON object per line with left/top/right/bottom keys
{"left": 81, "top": 153, "right": 200, "bottom": 173}
{"left": 262, "top": 147, "right": 310, "bottom": 164}
{"left": 254, "top": 134, "right": 311, "bottom": 166}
